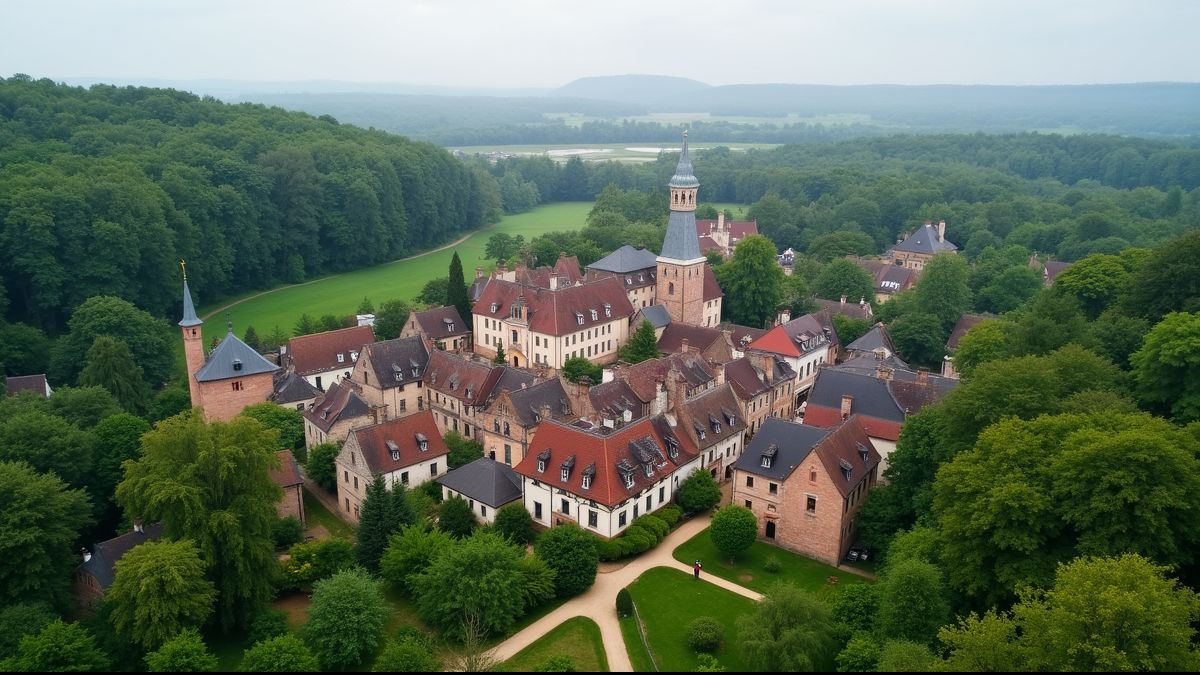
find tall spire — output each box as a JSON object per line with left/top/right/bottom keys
{"left": 668, "top": 128, "right": 699, "bottom": 189}
{"left": 178, "top": 260, "right": 202, "bottom": 328}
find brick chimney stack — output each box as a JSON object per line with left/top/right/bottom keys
{"left": 717, "top": 210, "right": 726, "bottom": 231}
{"left": 840, "top": 394, "right": 853, "bottom": 419}
{"left": 917, "top": 367, "right": 929, "bottom": 386}
{"left": 937, "top": 220, "right": 946, "bottom": 243}
{"left": 876, "top": 365, "right": 893, "bottom": 381}
{"left": 680, "top": 338, "right": 690, "bottom": 354}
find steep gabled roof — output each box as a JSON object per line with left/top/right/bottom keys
{"left": 304, "top": 380, "right": 372, "bottom": 433}
{"left": 636, "top": 304, "right": 672, "bottom": 329}
{"left": 733, "top": 417, "right": 831, "bottom": 480}
{"left": 747, "top": 311, "right": 836, "bottom": 359}
{"left": 657, "top": 323, "right": 724, "bottom": 356}
{"left": 508, "top": 378, "right": 572, "bottom": 426}
{"left": 890, "top": 222, "right": 958, "bottom": 255}
{"left": 77, "top": 523, "right": 165, "bottom": 590}
{"left": 815, "top": 298, "right": 873, "bottom": 321}
{"left": 195, "top": 329, "right": 279, "bottom": 382}
{"left": 437, "top": 457, "right": 523, "bottom": 508}
{"left": 271, "top": 371, "right": 320, "bottom": 404}
{"left": 946, "top": 313, "right": 991, "bottom": 351}
{"left": 4, "top": 374, "right": 51, "bottom": 398}
{"left": 284, "top": 325, "right": 375, "bottom": 376}
{"left": 587, "top": 245, "right": 660, "bottom": 274}
{"left": 588, "top": 379, "right": 645, "bottom": 419}
{"left": 412, "top": 307, "right": 470, "bottom": 340}
{"left": 472, "top": 276, "right": 635, "bottom": 337}
{"left": 702, "top": 265, "right": 724, "bottom": 301}
{"left": 363, "top": 336, "right": 429, "bottom": 390}
{"left": 679, "top": 384, "right": 747, "bottom": 450}
{"left": 514, "top": 416, "right": 697, "bottom": 508}
{"left": 625, "top": 353, "right": 716, "bottom": 403}
{"left": 269, "top": 450, "right": 303, "bottom": 489}
{"left": 349, "top": 410, "right": 448, "bottom": 475}
{"left": 724, "top": 358, "right": 770, "bottom": 400}
{"left": 425, "top": 350, "right": 494, "bottom": 405}
{"left": 846, "top": 323, "right": 896, "bottom": 355}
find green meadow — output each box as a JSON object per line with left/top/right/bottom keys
{"left": 197, "top": 200, "right": 750, "bottom": 344}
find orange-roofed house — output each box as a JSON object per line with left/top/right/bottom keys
{"left": 280, "top": 324, "right": 376, "bottom": 393}
{"left": 334, "top": 410, "right": 448, "bottom": 521}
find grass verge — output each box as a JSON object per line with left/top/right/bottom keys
{"left": 501, "top": 616, "right": 609, "bottom": 672}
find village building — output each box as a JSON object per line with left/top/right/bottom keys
{"left": 3, "top": 373, "right": 52, "bottom": 398}
{"left": 1028, "top": 255, "right": 1072, "bottom": 287}
{"left": 475, "top": 377, "right": 574, "bottom": 466}
{"left": 802, "top": 358, "right": 956, "bottom": 474}
{"left": 401, "top": 306, "right": 471, "bottom": 352}
{"left": 721, "top": 323, "right": 767, "bottom": 359}
{"left": 472, "top": 275, "right": 635, "bottom": 370}
{"left": 586, "top": 245, "right": 660, "bottom": 310}
{"left": 437, "top": 457, "right": 524, "bottom": 523}
{"left": 888, "top": 220, "right": 959, "bottom": 271}
{"left": 656, "top": 322, "right": 734, "bottom": 363}
{"left": 815, "top": 296, "right": 874, "bottom": 322}
{"left": 731, "top": 416, "right": 880, "bottom": 565}
{"left": 633, "top": 304, "right": 672, "bottom": 339}
{"left": 851, "top": 257, "right": 920, "bottom": 303}
{"left": 270, "top": 371, "right": 320, "bottom": 412}
{"left": 941, "top": 313, "right": 991, "bottom": 378}
{"left": 696, "top": 211, "right": 758, "bottom": 258}
{"left": 303, "top": 379, "right": 373, "bottom": 449}
{"left": 745, "top": 311, "right": 838, "bottom": 401}
{"left": 656, "top": 132, "right": 724, "bottom": 327}
{"left": 269, "top": 450, "right": 306, "bottom": 525}
{"left": 423, "top": 350, "right": 536, "bottom": 440}
{"left": 724, "top": 354, "right": 798, "bottom": 439}
{"left": 514, "top": 415, "right": 703, "bottom": 538}
{"left": 179, "top": 276, "right": 278, "bottom": 422}
{"left": 74, "top": 523, "right": 164, "bottom": 610}
{"left": 350, "top": 336, "right": 430, "bottom": 421}
{"left": 335, "top": 410, "right": 448, "bottom": 521}
{"left": 677, "top": 383, "right": 748, "bottom": 481}
{"left": 279, "top": 325, "right": 375, "bottom": 392}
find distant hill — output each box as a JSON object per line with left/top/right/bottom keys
{"left": 554, "top": 74, "right": 710, "bottom": 104}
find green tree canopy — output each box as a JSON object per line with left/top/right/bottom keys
{"left": 717, "top": 235, "right": 786, "bottom": 327}
{"left": 239, "top": 634, "right": 320, "bottom": 673}
{"left": 912, "top": 254, "right": 972, "bottom": 333}
{"left": 372, "top": 635, "right": 441, "bottom": 672}
{"left": 448, "top": 252, "right": 472, "bottom": 324}
{"left": 486, "top": 232, "right": 525, "bottom": 263}
{"left": 619, "top": 320, "right": 660, "bottom": 364}
{"left": 888, "top": 312, "right": 946, "bottom": 367}
{"left": 949, "top": 318, "right": 1012, "bottom": 378}
{"left": 807, "top": 231, "right": 876, "bottom": 261}
{"left": 445, "top": 430, "right": 485, "bottom": 469}
{"left": 1054, "top": 253, "right": 1130, "bottom": 318}
{"left": 373, "top": 299, "right": 413, "bottom": 340}
{"left": 50, "top": 295, "right": 174, "bottom": 388}
{"left": 302, "top": 568, "right": 391, "bottom": 671}
{"left": 535, "top": 523, "right": 599, "bottom": 597}
{"left": 494, "top": 503, "right": 535, "bottom": 546}
{"left": 380, "top": 524, "right": 455, "bottom": 594}
{"left": 144, "top": 628, "right": 218, "bottom": 672}
{"left": 117, "top": 410, "right": 281, "bottom": 631}
{"left": 0, "top": 461, "right": 92, "bottom": 608}
{"left": 239, "top": 403, "right": 304, "bottom": 451}
{"left": 813, "top": 259, "right": 875, "bottom": 306}
{"left": 10, "top": 620, "right": 110, "bottom": 673}
{"left": 45, "top": 384, "right": 122, "bottom": 429}
{"left": 0, "top": 410, "right": 94, "bottom": 487}
{"left": 306, "top": 442, "right": 340, "bottom": 492}
{"left": 1122, "top": 229, "right": 1200, "bottom": 320}
{"left": 676, "top": 469, "right": 722, "bottom": 514}
{"left": 737, "top": 583, "right": 838, "bottom": 672}
{"left": 562, "top": 356, "right": 603, "bottom": 385}
{"left": 108, "top": 539, "right": 216, "bottom": 648}
{"left": 873, "top": 559, "right": 949, "bottom": 646}
{"left": 438, "top": 495, "right": 478, "bottom": 539}
{"left": 357, "top": 475, "right": 410, "bottom": 573}
{"left": 1132, "top": 311, "right": 1200, "bottom": 422}
{"left": 710, "top": 505, "right": 758, "bottom": 562}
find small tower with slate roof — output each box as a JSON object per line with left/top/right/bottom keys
{"left": 178, "top": 261, "right": 205, "bottom": 409}
{"left": 178, "top": 263, "right": 279, "bottom": 420}
{"left": 656, "top": 130, "right": 710, "bottom": 325}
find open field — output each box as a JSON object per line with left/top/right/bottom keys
{"left": 452, "top": 142, "right": 780, "bottom": 163}
{"left": 197, "top": 202, "right": 593, "bottom": 343}
{"left": 622, "top": 567, "right": 757, "bottom": 672}
{"left": 673, "top": 528, "right": 870, "bottom": 597}
{"left": 501, "top": 616, "right": 609, "bottom": 672}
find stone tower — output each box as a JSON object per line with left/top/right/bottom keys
{"left": 656, "top": 130, "right": 708, "bottom": 324}
{"left": 178, "top": 262, "right": 205, "bottom": 409}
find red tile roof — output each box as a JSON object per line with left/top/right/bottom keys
{"left": 514, "top": 416, "right": 698, "bottom": 508}
{"left": 747, "top": 311, "right": 836, "bottom": 359}
{"left": 624, "top": 353, "right": 716, "bottom": 403}
{"left": 349, "top": 410, "right": 449, "bottom": 475}
{"left": 425, "top": 350, "right": 495, "bottom": 406}
{"left": 812, "top": 417, "right": 882, "bottom": 498}
{"left": 4, "top": 374, "right": 50, "bottom": 398}
{"left": 678, "top": 384, "right": 747, "bottom": 451}
{"left": 803, "top": 405, "right": 904, "bottom": 442}
{"left": 724, "top": 357, "right": 770, "bottom": 400}
{"left": 703, "top": 265, "right": 724, "bottom": 302}
{"left": 657, "top": 323, "right": 724, "bottom": 356}
{"left": 696, "top": 219, "right": 758, "bottom": 242}
{"left": 269, "top": 450, "right": 303, "bottom": 488}
{"left": 285, "top": 325, "right": 375, "bottom": 376}
{"left": 472, "top": 276, "right": 635, "bottom": 337}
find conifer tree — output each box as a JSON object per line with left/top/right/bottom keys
{"left": 357, "top": 476, "right": 395, "bottom": 573}
{"left": 242, "top": 325, "right": 261, "bottom": 351}
{"left": 79, "top": 336, "right": 150, "bottom": 414}
{"left": 620, "top": 320, "right": 660, "bottom": 364}
{"left": 447, "top": 252, "right": 471, "bottom": 321}
{"left": 493, "top": 344, "right": 506, "bottom": 365}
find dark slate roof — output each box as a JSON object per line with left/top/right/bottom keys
{"left": 436, "top": 457, "right": 523, "bottom": 508}
{"left": 413, "top": 306, "right": 470, "bottom": 340}
{"left": 271, "top": 371, "right": 320, "bottom": 404}
{"left": 815, "top": 298, "right": 873, "bottom": 321}
{"left": 636, "top": 304, "right": 672, "bottom": 329}
{"left": 661, "top": 209, "right": 702, "bottom": 261}
{"left": 733, "top": 417, "right": 832, "bottom": 480}
{"left": 668, "top": 132, "right": 699, "bottom": 188}
{"left": 890, "top": 222, "right": 958, "bottom": 255}
{"left": 588, "top": 245, "right": 659, "bottom": 274}
{"left": 194, "top": 329, "right": 280, "bottom": 382}
{"left": 4, "top": 374, "right": 51, "bottom": 398}
{"left": 838, "top": 352, "right": 911, "bottom": 376}
{"left": 179, "top": 279, "right": 202, "bottom": 328}
{"left": 77, "top": 523, "right": 165, "bottom": 590}
{"left": 305, "top": 380, "right": 372, "bottom": 433}
{"left": 846, "top": 323, "right": 895, "bottom": 355}
{"left": 364, "top": 336, "right": 429, "bottom": 389}
{"left": 809, "top": 366, "right": 956, "bottom": 422}
{"left": 469, "top": 276, "right": 490, "bottom": 303}
{"left": 508, "top": 378, "right": 571, "bottom": 426}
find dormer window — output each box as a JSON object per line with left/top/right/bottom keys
{"left": 582, "top": 474, "right": 591, "bottom": 489}
{"left": 466, "top": 387, "right": 474, "bottom": 400}
{"left": 643, "top": 463, "right": 653, "bottom": 478}
{"left": 350, "top": 350, "right": 358, "bottom": 361}
{"left": 604, "top": 303, "right": 611, "bottom": 317}
{"left": 575, "top": 312, "right": 584, "bottom": 325}
{"left": 626, "top": 276, "right": 632, "bottom": 285}
{"left": 839, "top": 458, "right": 853, "bottom": 481}
{"left": 416, "top": 433, "right": 428, "bottom": 452}
{"left": 537, "top": 448, "right": 551, "bottom": 474}
{"left": 761, "top": 443, "right": 778, "bottom": 469}
{"left": 386, "top": 440, "right": 400, "bottom": 461}
{"left": 590, "top": 309, "right": 598, "bottom": 321}
{"left": 560, "top": 455, "right": 576, "bottom": 482}
{"left": 232, "top": 359, "right": 243, "bottom": 372}
{"left": 561, "top": 467, "right": 569, "bottom": 481}
{"left": 337, "top": 353, "right": 345, "bottom": 363}
{"left": 665, "top": 436, "right": 678, "bottom": 460}
{"left": 491, "top": 302, "right": 499, "bottom": 313}
{"left": 856, "top": 442, "right": 870, "bottom": 463}
{"left": 410, "top": 359, "right": 420, "bottom": 377}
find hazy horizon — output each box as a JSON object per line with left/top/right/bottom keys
{"left": 3, "top": 0, "right": 1198, "bottom": 89}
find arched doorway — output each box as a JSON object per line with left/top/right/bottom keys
{"left": 513, "top": 356, "right": 519, "bottom": 367}
{"left": 724, "top": 466, "right": 733, "bottom": 480}
{"left": 765, "top": 521, "right": 776, "bottom": 539}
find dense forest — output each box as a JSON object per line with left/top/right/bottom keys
{"left": 0, "top": 75, "right": 501, "bottom": 330}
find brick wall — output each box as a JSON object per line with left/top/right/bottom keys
{"left": 276, "top": 484, "right": 306, "bottom": 525}
{"left": 199, "top": 371, "right": 274, "bottom": 422}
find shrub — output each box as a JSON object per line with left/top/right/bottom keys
{"left": 438, "top": 496, "right": 477, "bottom": 538}
{"left": 686, "top": 616, "right": 724, "bottom": 653}
{"left": 494, "top": 503, "right": 536, "bottom": 546}
{"left": 633, "top": 514, "right": 669, "bottom": 540}
{"left": 657, "top": 505, "right": 683, "bottom": 527}
{"left": 420, "top": 480, "right": 443, "bottom": 504}
{"left": 710, "top": 506, "right": 758, "bottom": 562}
{"left": 695, "top": 654, "right": 727, "bottom": 672}
{"left": 534, "top": 654, "right": 577, "bottom": 671}
{"left": 597, "top": 539, "right": 625, "bottom": 562}
{"left": 280, "top": 538, "right": 356, "bottom": 591}
{"left": 239, "top": 634, "right": 320, "bottom": 672}
{"left": 247, "top": 610, "right": 290, "bottom": 645}
{"left": 764, "top": 556, "right": 783, "bottom": 573}
{"left": 616, "top": 588, "right": 633, "bottom": 618}
{"left": 372, "top": 636, "right": 440, "bottom": 672}
{"left": 144, "top": 629, "right": 217, "bottom": 672}
{"left": 272, "top": 517, "right": 304, "bottom": 550}
{"left": 535, "top": 524, "right": 599, "bottom": 597}
{"left": 677, "top": 470, "right": 722, "bottom": 514}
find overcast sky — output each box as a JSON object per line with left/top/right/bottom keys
{"left": 3, "top": 0, "right": 1197, "bottom": 88}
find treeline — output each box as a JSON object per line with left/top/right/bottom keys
{"left": 435, "top": 119, "right": 891, "bottom": 146}
{"left": 0, "top": 75, "right": 501, "bottom": 330}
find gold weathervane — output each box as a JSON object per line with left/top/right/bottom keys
{"left": 179, "top": 259, "right": 188, "bottom": 283}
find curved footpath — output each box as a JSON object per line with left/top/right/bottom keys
{"left": 487, "top": 514, "right": 762, "bottom": 671}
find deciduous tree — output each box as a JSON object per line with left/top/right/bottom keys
{"left": 303, "top": 568, "right": 391, "bottom": 670}
{"left": 306, "top": 442, "right": 340, "bottom": 492}
{"left": 535, "top": 524, "right": 599, "bottom": 597}
{"left": 1132, "top": 311, "right": 1200, "bottom": 422}
{"left": 676, "top": 470, "right": 721, "bottom": 514}
{"left": 144, "top": 628, "right": 218, "bottom": 672}
{"left": 619, "top": 320, "right": 660, "bottom": 364}
{"left": 737, "top": 583, "right": 837, "bottom": 672}
{"left": 710, "top": 505, "right": 758, "bottom": 562}
{"left": 380, "top": 525, "right": 455, "bottom": 594}
{"left": 439, "top": 496, "right": 477, "bottom": 539}
{"left": 239, "top": 634, "right": 320, "bottom": 673}
{"left": 10, "top": 620, "right": 109, "bottom": 673}
{"left": 108, "top": 539, "right": 216, "bottom": 648}
{"left": 813, "top": 259, "right": 875, "bottom": 306}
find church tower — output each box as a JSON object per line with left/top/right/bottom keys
{"left": 656, "top": 130, "right": 709, "bottom": 325}
{"left": 178, "top": 262, "right": 205, "bottom": 409}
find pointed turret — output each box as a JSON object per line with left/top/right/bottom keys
{"left": 179, "top": 263, "right": 202, "bottom": 328}
{"left": 668, "top": 129, "right": 699, "bottom": 189}
{"left": 178, "top": 261, "right": 205, "bottom": 411}
{"left": 660, "top": 129, "right": 702, "bottom": 261}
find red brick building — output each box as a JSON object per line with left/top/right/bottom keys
{"left": 269, "top": 450, "right": 306, "bottom": 525}
{"left": 731, "top": 416, "right": 880, "bottom": 565}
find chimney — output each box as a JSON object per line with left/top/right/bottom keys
{"left": 680, "top": 338, "right": 689, "bottom": 354}
{"left": 876, "top": 364, "right": 893, "bottom": 381}
{"left": 549, "top": 276, "right": 558, "bottom": 290}
{"left": 475, "top": 266, "right": 483, "bottom": 279}
{"left": 840, "top": 394, "right": 853, "bottom": 419}
{"left": 717, "top": 210, "right": 726, "bottom": 231}
{"left": 539, "top": 402, "right": 552, "bottom": 421}
{"left": 917, "top": 367, "right": 929, "bottom": 386}
{"left": 839, "top": 294, "right": 847, "bottom": 305}
{"left": 937, "top": 220, "right": 946, "bottom": 243}
{"left": 497, "top": 259, "right": 508, "bottom": 275}
{"left": 777, "top": 309, "right": 791, "bottom": 325}
{"left": 80, "top": 547, "right": 92, "bottom": 563}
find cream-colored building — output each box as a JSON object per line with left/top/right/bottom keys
{"left": 334, "top": 410, "right": 448, "bottom": 521}
{"left": 350, "top": 336, "right": 429, "bottom": 421}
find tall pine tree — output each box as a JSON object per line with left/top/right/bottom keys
{"left": 619, "top": 320, "right": 660, "bottom": 364}
{"left": 357, "top": 476, "right": 394, "bottom": 573}
{"left": 79, "top": 336, "right": 149, "bottom": 414}
{"left": 447, "top": 252, "right": 471, "bottom": 321}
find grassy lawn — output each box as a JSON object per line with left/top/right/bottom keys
{"left": 302, "top": 486, "right": 357, "bottom": 541}
{"left": 624, "top": 567, "right": 757, "bottom": 673}
{"left": 197, "top": 202, "right": 592, "bottom": 344}
{"left": 673, "top": 528, "right": 870, "bottom": 597}
{"left": 619, "top": 615, "right": 657, "bottom": 673}
{"left": 501, "top": 616, "right": 608, "bottom": 672}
